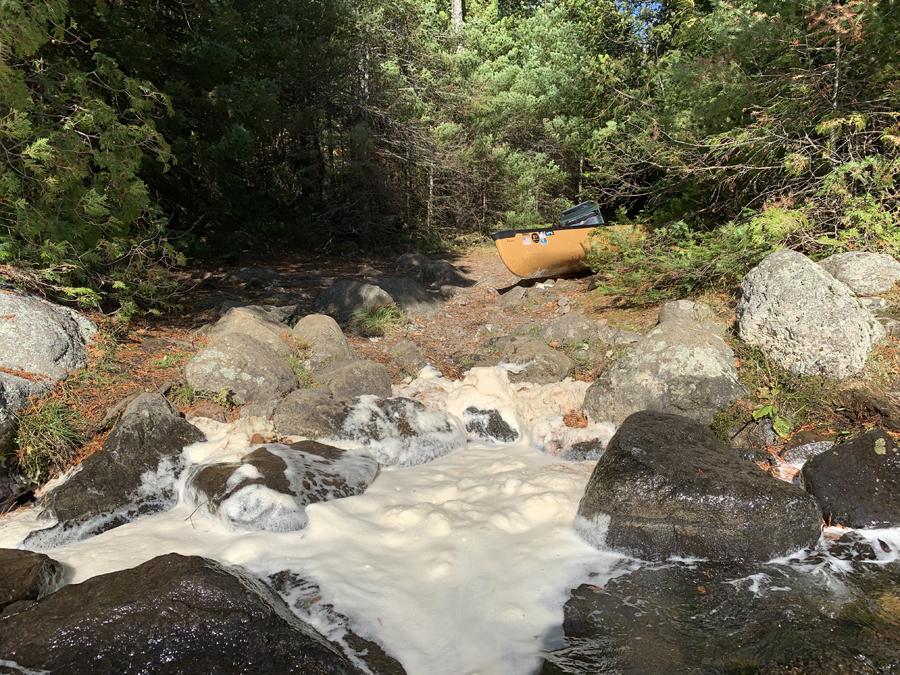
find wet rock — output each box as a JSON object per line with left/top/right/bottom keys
{"left": 583, "top": 318, "right": 744, "bottom": 425}
{"left": 782, "top": 440, "right": 833, "bottom": 467}
{"left": 498, "top": 339, "right": 576, "bottom": 384}
{"left": 0, "top": 288, "right": 96, "bottom": 382}
{"left": 376, "top": 277, "right": 440, "bottom": 318}
{"left": 185, "top": 332, "right": 298, "bottom": 404}
{"left": 312, "top": 360, "right": 392, "bottom": 402}
{"left": 0, "top": 549, "right": 64, "bottom": 610}
{"left": 267, "top": 572, "right": 407, "bottom": 675}
{"left": 291, "top": 314, "right": 357, "bottom": 371}
{"left": 315, "top": 279, "right": 394, "bottom": 321}
{"left": 736, "top": 250, "right": 885, "bottom": 380}
{"left": 0, "top": 553, "right": 367, "bottom": 674}
{"left": 542, "top": 559, "right": 900, "bottom": 675}
{"left": 337, "top": 396, "right": 466, "bottom": 468}
{"left": 187, "top": 442, "right": 378, "bottom": 532}
{"left": 274, "top": 389, "right": 351, "bottom": 439}
{"left": 575, "top": 411, "right": 822, "bottom": 561}
{"left": 461, "top": 406, "right": 519, "bottom": 443}
{"left": 537, "top": 312, "right": 605, "bottom": 346}
{"left": 207, "top": 305, "right": 294, "bottom": 358}
{"left": 801, "top": 429, "right": 900, "bottom": 528}
{"left": 560, "top": 439, "right": 606, "bottom": 462}
{"left": 729, "top": 418, "right": 777, "bottom": 451}
{"left": 818, "top": 251, "right": 900, "bottom": 296}
{"left": 30, "top": 394, "right": 206, "bottom": 546}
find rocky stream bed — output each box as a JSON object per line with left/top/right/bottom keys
{"left": 1, "top": 247, "right": 900, "bottom": 674}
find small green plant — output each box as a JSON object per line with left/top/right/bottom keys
{"left": 752, "top": 386, "right": 791, "bottom": 439}
{"left": 351, "top": 304, "right": 404, "bottom": 337}
{"left": 153, "top": 353, "right": 181, "bottom": 369}
{"left": 289, "top": 356, "right": 313, "bottom": 388}
{"left": 9, "top": 399, "right": 85, "bottom": 483}
{"left": 171, "top": 383, "right": 196, "bottom": 406}
{"left": 212, "top": 387, "right": 237, "bottom": 409}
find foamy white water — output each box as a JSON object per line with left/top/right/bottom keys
{"left": 0, "top": 368, "right": 626, "bottom": 675}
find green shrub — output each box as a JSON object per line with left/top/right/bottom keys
{"left": 351, "top": 304, "right": 405, "bottom": 337}
{"left": 585, "top": 209, "right": 802, "bottom": 303}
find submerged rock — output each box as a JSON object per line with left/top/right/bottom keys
{"left": 460, "top": 406, "right": 520, "bottom": 443}
{"left": 575, "top": 411, "right": 821, "bottom": 562}
{"left": 0, "top": 549, "right": 64, "bottom": 610}
{"left": 339, "top": 396, "right": 466, "bottom": 468}
{"left": 736, "top": 249, "right": 885, "bottom": 380}
{"left": 801, "top": 429, "right": 900, "bottom": 528}
{"left": 187, "top": 442, "right": 378, "bottom": 532}
{"left": 542, "top": 558, "right": 900, "bottom": 675}
{"left": 29, "top": 394, "right": 206, "bottom": 546}
{"left": 0, "top": 553, "right": 367, "bottom": 674}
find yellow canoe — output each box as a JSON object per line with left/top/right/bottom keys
{"left": 491, "top": 201, "right": 605, "bottom": 279}
{"left": 490, "top": 225, "right": 595, "bottom": 279}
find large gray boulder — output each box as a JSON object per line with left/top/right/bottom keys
{"left": 29, "top": 394, "right": 206, "bottom": 546}
{"left": 801, "top": 429, "right": 900, "bottom": 528}
{"left": 576, "top": 411, "right": 822, "bottom": 562}
{"left": 311, "top": 360, "right": 392, "bottom": 402}
{"left": 315, "top": 279, "right": 394, "bottom": 321}
{"left": 185, "top": 333, "right": 298, "bottom": 404}
{"left": 291, "top": 314, "right": 357, "bottom": 372}
{"left": 583, "top": 311, "right": 744, "bottom": 425}
{"left": 736, "top": 250, "right": 885, "bottom": 380}
{"left": 0, "top": 289, "right": 96, "bottom": 382}
{"left": 207, "top": 305, "right": 294, "bottom": 358}
{"left": 186, "top": 442, "right": 378, "bottom": 532}
{"left": 818, "top": 251, "right": 900, "bottom": 296}
{"left": 0, "top": 553, "right": 368, "bottom": 674}
{"left": 375, "top": 277, "right": 440, "bottom": 318}
{"left": 497, "top": 338, "right": 576, "bottom": 384}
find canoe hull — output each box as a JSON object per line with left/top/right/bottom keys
{"left": 490, "top": 226, "right": 593, "bottom": 279}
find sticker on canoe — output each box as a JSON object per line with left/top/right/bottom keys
{"left": 539, "top": 232, "right": 548, "bottom": 245}
{"left": 530, "top": 233, "right": 540, "bottom": 244}
{"left": 522, "top": 235, "right": 532, "bottom": 245}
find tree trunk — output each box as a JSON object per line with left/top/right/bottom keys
{"left": 451, "top": 0, "right": 464, "bottom": 27}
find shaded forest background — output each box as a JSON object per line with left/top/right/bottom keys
{"left": 2, "top": 0, "right": 899, "bottom": 314}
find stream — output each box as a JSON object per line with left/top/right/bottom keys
{"left": 2, "top": 367, "right": 899, "bottom": 674}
